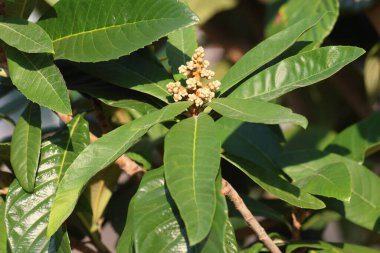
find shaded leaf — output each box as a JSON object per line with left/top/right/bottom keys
{"left": 283, "top": 161, "right": 351, "bottom": 202}
{"left": 164, "top": 113, "right": 221, "bottom": 245}
{"left": 0, "top": 17, "right": 53, "bottom": 53}
{"left": 5, "top": 115, "right": 88, "bottom": 253}
{"left": 47, "top": 102, "right": 191, "bottom": 236}
{"left": 38, "top": 0, "right": 199, "bottom": 62}
{"left": 266, "top": 0, "right": 339, "bottom": 48}
{"left": 120, "top": 168, "right": 228, "bottom": 253}
{"left": 79, "top": 53, "right": 172, "bottom": 103}
{"left": 167, "top": 25, "right": 198, "bottom": 81}
{"left": 5, "top": 46, "right": 72, "bottom": 114}
{"left": 209, "top": 98, "right": 307, "bottom": 128}
{"left": 0, "top": 197, "right": 6, "bottom": 253}
{"left": 286, "top": 241, "right": 380, "bottom": 253}
{"left": 280, "top": 150, "right": 380, "bottom": 233}
{"left": 5, "top": 0, "right": 38, "bottom": 19}
{"left": 216, "top": 117, "right": 282, "bottom": 170}
{"left": 326, "top": 112, "right": 380, "bottom": 163}
{"left": 10, "top": 102, "right": 41, "bottom": 193}
{"left": 229, "top": 46, "right": 365, "bottom": 101}
{"left": 219, "top": 14, "right": 323, "bottom": 95}
{"left": 364, "top": 43, "right": 380, "bottom": 104}
{"left": 0, "top": 142, "right": 11, "bottom": 164}
{"left": 223, "top": 154, "right": 325, "bottom": 209}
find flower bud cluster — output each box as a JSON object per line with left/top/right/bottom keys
{"left": 167, "top": 47, "right": 221, "bottom": 107}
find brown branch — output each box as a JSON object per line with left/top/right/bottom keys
{"left": 221, "top": 179, "right": 282, "bottom": 253}
{"left": 56, "top": 112, "right": 143, "bottom": 177}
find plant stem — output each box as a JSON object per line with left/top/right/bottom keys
{"left": 221, "top": 179, "right": 282, "bottom": 253}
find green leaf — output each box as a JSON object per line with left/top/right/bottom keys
{"left": 280, "top": 150, "right": 380, "bottom": 233}
{"left": 0, "top": 197, "right": 7, "bottom": 253}
{"left": 229, "top": 46, "right": 365, "bottom": 101}
{"left": 326, "top": 112, "right": 380, "bottom": 163}
{"left": 5, "top": 115, "right": 88, "bottom": 253}
{"left": 47, "top": 101, "right": 191, "bottom": 237}
{"left": 164, "top": 113, "right": 221, "bottom": 245}
{"left": 5, "top": 46, "right": 72, "bottom": 114}
{"left": 187, "top": 0, "right": 237, "bottom": 24}
{"left": 283, "top": 161, "right": 351, "bottom": 202}
{"left": 286, "top": 241, "right": 380, "bottom": 253}
{"left": 216, "top": 117, "right": 282, "bottom": 170}
{"left": 218, "top": 13, "right": 323, "bottom": 95}
{"left": 0, "top": 143, "right": 11, "bottom": 164}
{"left": 0, "top": 17, "right": 53, "bottom": 53}
{"left": 222, "top": 154, "right": 326, "bottom": 209}
{"left": 364, "top": 43, "right": 380, "bottom": 104}
{"left": 5, "top": 0, "right": 38, "bottom": 19}
{"left": 78, "top": 53, "right": 173, "bottom": 103}
{"left": 37, "top": 0, "right": 199, "bottom": 62}
{"left": 10, "top": 102, "right": 41, "bottom": 193}
{"left": 224, "top": 221, "right": 238, "bottom": 253}
{"left": 208, "top": 98, "right": 308, "bottom": 128}
{"left": 72, "top": 81, "right": 160, "bottom": 115}
{"left": 265, "top": 0, "right": 339, "bottom": 49}
{"left": 167, "top": 25, "right": 198, "bottom": 81}
{"left": 121, "top": 168, "right": 228, "bottom": 253}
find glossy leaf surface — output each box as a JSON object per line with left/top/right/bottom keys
{"left": 164, "top": 113, "right": 221, "bottom": 245}
{"left": 219, "top": 14, "right": 323, "bottom": 95}
{"left": 229, "top": 46, "right": 365, "bottom": 101}
{"left": 286, "top": 241, "right": 380, "bottom": 253}
{"left": 223, "top": 154, "right": 325, "bottom": 209}
{"left": 167, "top": 25, "right": 198, "bottom": 81}
{"left": 47, "top": 102, "right": 191, "bottom": 236}
{"left": 121, "top": 168, "right": 228, "bottom": 253}
{"left": 38, "top": 0, "right": 199, "bottom": 62}
{"left": 326, "top": 112, "right": 380, "bottom": 163}
{"left": 281, "top": 150, "right": 380, "bottom": 233}
{"left": 10, "top": 102, "right": 41, "bottom": 193}
{"left": 209, "top": 98, "right": 307, "bottom": 128}
{"left": 0, "top": 17, "right": 53, "bottom": 53}
{"left": 266, "top": 0, "right": 339, "bottom": 49}
{"left": 5, "top": 115, "right": 88, "bottom": 253}
{"left": 283, "top": 161, "right": 351, "bottom": 202}
{"left": 79, "top": 54, "right": 172, "bottom": 103}
{"left": 5, "top": 0, "right": 38, "bottom": 19}
{"left": 0, "top": 198, "right": 6, "bottom": 253}
{"left": 5, "top": 46, "right": 72, "bottom": 114}
{"left": 216, "top": 117, "right": 282, "bottom": 170}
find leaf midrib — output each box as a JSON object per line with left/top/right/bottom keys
{"left": 53, "top": 17, "right": 188, "bottom": 43}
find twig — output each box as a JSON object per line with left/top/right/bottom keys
{"left": 221, "top": 179, "right": 282, "bottom": 253}
{"left": 56, "top": 112, "right": 143, "bottom": 177}
{"left": 291, "top": 210, "right": 302, "bottom": 240}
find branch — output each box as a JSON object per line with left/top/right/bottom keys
{"left": 221, "top": 179, "right": 282, "bottom": 253}
{"left": 56, "top": 112, "right": 143, "bottom": 177}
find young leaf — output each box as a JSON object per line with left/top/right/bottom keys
{"left": 208, "top": 98, "right": 308, "bottom": 128}
{"left": 325, "top": 112, "right": 380, "bottom": 163}
{"left": 78, "top": 54, "right": 172, "bottom": 103}
{"left": 47, "top": 101, "right": 191, "bottom": 237}
{"left": 222, "top": 154, "right": 326, "bottom": 209}
{"left": 164, "top": 113, "right": 221, "bottom": 245}
{"left": 218, "top": 13, "right": 324, "bottom": 95}
{"left": 5, "top": 115, "right": 88, "bottom": 253}
{"left": 119, "top": 168, "right": 228, "bottom": 253}
{"left": 0, "top": 17, "right": 54, "bottom": 53}
{"left": 5, "top": 46, "right": 72, "bottom": 114}
{"left": 166, "top": 25, "right": 198, "bottom": 81}
{"left": 5, "top": 0, "right": 38, "bottom": 19}
{"left": 10, "top": 102, "right": 41, "bottom": 193}
{"left": 216, "top": 117, "right": 282, "bottom": 170}
{"left": 224, "top": 221, "right": 238, "bottom": 253}
{"left": 283, "top": 162, "right": 351, "bottom": 202}
{"left": 0, "top": 198, "right": 6, "bottom": 253}
{"left": 229, "top": 46, "right": 365, "bottom": 101}
{"left": 37, "top": 0, "right": 199, "bottom": 62}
